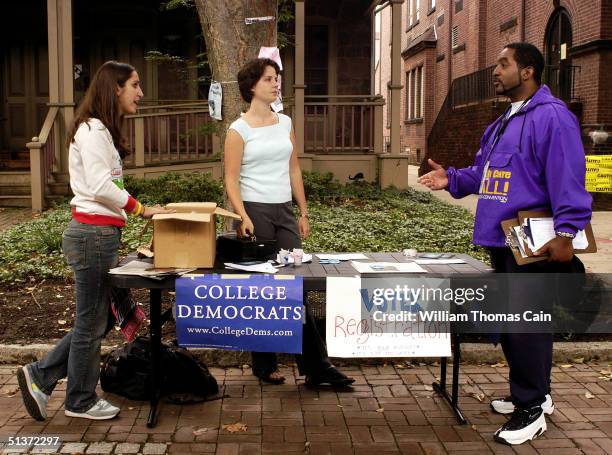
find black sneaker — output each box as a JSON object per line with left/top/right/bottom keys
{"left": 494, "top": 406, "right": 546, "bottom": 445}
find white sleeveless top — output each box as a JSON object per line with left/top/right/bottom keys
{"left": 228, "top": 113, "right": 293, "bottom": 203}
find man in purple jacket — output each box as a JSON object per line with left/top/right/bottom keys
{"left": 419, "top": 43, "right": 592, "bottom": 445}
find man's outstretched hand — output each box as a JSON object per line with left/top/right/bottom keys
{"left": 417, "top": 159, "right": 449, "bottom": 190}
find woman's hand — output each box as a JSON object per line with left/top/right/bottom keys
{"left": 238, "top": 217, "right": 255, "bottom": 238}
{"left": 142, "top": 205, "right": 175, "bottom": 219}
{"left": 298, "top": 216, "right": 310, "bottom": 240}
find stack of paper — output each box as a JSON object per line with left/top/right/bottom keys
{"left": 224, "top": 261, "right": 279, "bottom": 274}
{"left": 109, "top": 260, "right": 195, "bottom": 280}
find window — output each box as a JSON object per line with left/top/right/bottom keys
{"left": 416, "top": 0, "right": 421, "bottom": 22}
{"left": 455, "top": 0, "right": 463, "bottom": 13}
{"left": 430, "top": 0, "right": 436, "bottom": 9}
{"left": 408, "top": 0, "right": 413, "bottom": 26}
{"left": 452, "top": 26, "right": 459, "bottom": 48}
{"left": 406, "top": 66, "right": 424, "bottom": 120}
{"left": 387, "top": 85, "right": 392, "bottom": 128}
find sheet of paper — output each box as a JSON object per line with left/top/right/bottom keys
{"left": 109, "top": 261, "right": 195, "bottom": 278}
{"left": 529, "top": 217, "right": 588, "bottom": 251}
{"left": 316, "top": 253, "right": 369, "bottom": 260}
{"left": 350, "top": 261, "right": 427, "bottom": 274}
{"left": 224, "top": 262, "right": 279, "bottom": 274}
{"left": 513, "top": 226, "right": 529, "bottom": 258}
{"left": 414, "top": 258, "right": 466, "bottom": 265}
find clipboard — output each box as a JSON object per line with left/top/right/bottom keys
{"left": 501, "top": 210, "right": 597, "bottom": 265}
{"left": 501, "top": 217, "right": 546, "bottom": 265}
{"left": 517, "top": 210, "right": 597, "bottom": 255}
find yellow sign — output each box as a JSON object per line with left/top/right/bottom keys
{"left": 586, "top": 155, "right": 612, "bottom": 193}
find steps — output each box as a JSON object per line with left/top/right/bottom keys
{"left": 0, "top": 150, "right": 30, "bottom": 171}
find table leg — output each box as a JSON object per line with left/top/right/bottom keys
{"left": 432, "top": 332, "right": 467, "bottom": 425}
{"left": 147, "top": 288, "right": 162, "bottom": 428}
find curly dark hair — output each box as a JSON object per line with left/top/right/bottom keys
{"left": 237, "top": 58, "right": 281, "bottom": 103}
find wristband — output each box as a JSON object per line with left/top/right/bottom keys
{"left": 555, "top": 230, "right": 575, "bottom": 239}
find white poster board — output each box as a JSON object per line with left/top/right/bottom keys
{"left": 326, "top": 277, "right": 451, "bottom": 358}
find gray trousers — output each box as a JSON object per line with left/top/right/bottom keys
{"left": 240, "top": 201, "right": 331, "bottom": 377}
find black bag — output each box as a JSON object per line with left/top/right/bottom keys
{"left": 216, "top": 232, "right": 277, "bottom": 262}
{"left": 100, "top": 337, "right": 219, "bottom": 403}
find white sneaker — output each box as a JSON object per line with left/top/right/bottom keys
{"left": 491, "top": 394, "right": 554, "bottom": 415}
{"left": 17, "top": 364, "right": 50, "bottom": 421}
{"left": 65, "top": 398, "right": 120, "bottom": 420}
{"left": 494, "top": 406, "right": 546, "bottom": 445}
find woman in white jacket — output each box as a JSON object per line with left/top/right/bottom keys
{"left": 17, "top": 61, "right": 171, "bottom": 421}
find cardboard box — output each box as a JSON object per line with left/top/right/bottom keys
{"left": 152, "top": 202, "right": 241, "bottom": 268}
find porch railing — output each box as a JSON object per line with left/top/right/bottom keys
{"left": 449, "top": 65, "right": 497, "bottom": 108}
{"left": 124, "top": 103, "right": 218, "bottom": 167}
{"left": 27, "top": 107, "right": 59, "bottom": 212}
{"left": 284, "top": 95, "right": 385, "bottom": 154}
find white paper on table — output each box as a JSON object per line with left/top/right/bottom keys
{"left": 325, "top": 277, "right": 451, "bottom": 358}
{"left": 224, "top": 262, "right": 279, "bottom": 274}
{"left": 414, "top": 259, "right": 466, "bottom": 265}
{"left": 316, "top": 253, "right": 369, "bottom": 260}
{"left": 350, "top": 261, "right": 427, "bottom": 274}
{"left": 529, "top": 218, "right": 589, "bottom": 251}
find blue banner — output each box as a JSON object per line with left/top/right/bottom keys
{"left": 175, "top": 274, "right": 303, "bottom": 353}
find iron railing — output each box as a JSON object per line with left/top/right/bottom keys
{"left": 544, "top": 64, "right": 580, "bottom": 102}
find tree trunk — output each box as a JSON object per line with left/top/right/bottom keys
{"left": 194, "top": 0, "right": 278, "bottom": 151}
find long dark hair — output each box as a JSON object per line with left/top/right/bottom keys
{"left": 68, "top": 61, "right": 135, "bottom": 157}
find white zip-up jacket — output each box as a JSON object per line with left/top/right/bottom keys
{"left": 69, "top": 118, "right": 138, "bottom": 226}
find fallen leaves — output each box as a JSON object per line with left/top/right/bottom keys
{"left": 585, "top": 392, "right": 595, "bottom": 399}
{"left": 598, "top": 370, "right": 612, "bottom": 381}
{"left": 491, "top": 362, "right": 506, "bottom": 368}
{"left": 376, "top": 408, "right": 385, "bottom": 413}
{"left": 193, "top": 426, "right": 211, "bottom": 435}
{"left": 222, "top": 422, "right": 247, "bottom": 433}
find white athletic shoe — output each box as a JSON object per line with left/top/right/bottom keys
{"left": 494, "top": 406, "right": 546, "bottom": 445}
{"left": 491, "top": 394, "right": 554, "bottom": 415}
{"left": 65, "top": 398, "right": 120, "bottom": 420}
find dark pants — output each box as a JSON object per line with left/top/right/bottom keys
{"left": 489, "top": 247, "right": 585, "bottom": 408}
{"left": 240, "top": 201, "right": 332, "bottom": 377}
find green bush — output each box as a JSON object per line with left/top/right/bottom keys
{"left": 124, "top": 172, "right": 223, "bottom": 205}
{"left": 0, "top": 172, "right": 487, "bottom": 284}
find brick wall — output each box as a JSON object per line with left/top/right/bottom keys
{"left": 423, "top": 101, "right": 507, "bottom": 173}
{"left": 379, "top": 0, "right": 610, "bottom": 174}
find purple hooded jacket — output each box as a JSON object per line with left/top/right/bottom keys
{"left": 446, "top": 84, "right": 592, "bottom": 248}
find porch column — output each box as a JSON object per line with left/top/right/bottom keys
{"left": 294, "top": 0, "right": 305, "bottom": 154}
{"left": 47, "top": 0, "right": 74, "bottom": 180}
{"left": 388, "top": 0, "right": 403, "bottom": 155}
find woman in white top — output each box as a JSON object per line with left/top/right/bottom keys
{"left": 225, "top": 58, "right": 354, "bottom": 387}
{"left": 17, "top": 61, "right": 171, "bottom": 422}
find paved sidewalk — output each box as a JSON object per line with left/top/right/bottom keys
{"left": 1, "top": 362, "right": 611, "bottom": 454}
{"left": 408, "top": 166, "right": 612, "bottom": 273}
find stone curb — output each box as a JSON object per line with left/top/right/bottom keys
{"left": 1, "top": 341, "right": 610, "bottom": 366}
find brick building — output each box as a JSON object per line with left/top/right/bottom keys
{"left": 375, "top": 0, "right": 612, "bottom": 172}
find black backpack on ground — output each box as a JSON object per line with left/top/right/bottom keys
{"left": 100, "top": 337, "right": 220, "bottom": 403}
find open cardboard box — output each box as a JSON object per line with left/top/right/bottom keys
{"left": 152, "top": 202, "right": 241, "bottom": 268}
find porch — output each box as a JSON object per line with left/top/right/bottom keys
{"left": 1, "top": 0, "right": 409, "bottom": 210}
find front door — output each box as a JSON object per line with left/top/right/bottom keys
{"left": 2, "top": 41, "right": 49, "bottom": 152}
{"left": 545, "top": 9, "right": 573, "bottom": 101}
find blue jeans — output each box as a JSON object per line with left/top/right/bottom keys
{"left": 30, "top": 220, "right": 120, "bottom": 412}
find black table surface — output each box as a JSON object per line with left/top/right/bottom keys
{"left": 109, "top": 252, "right": 493, "bottom": 291}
